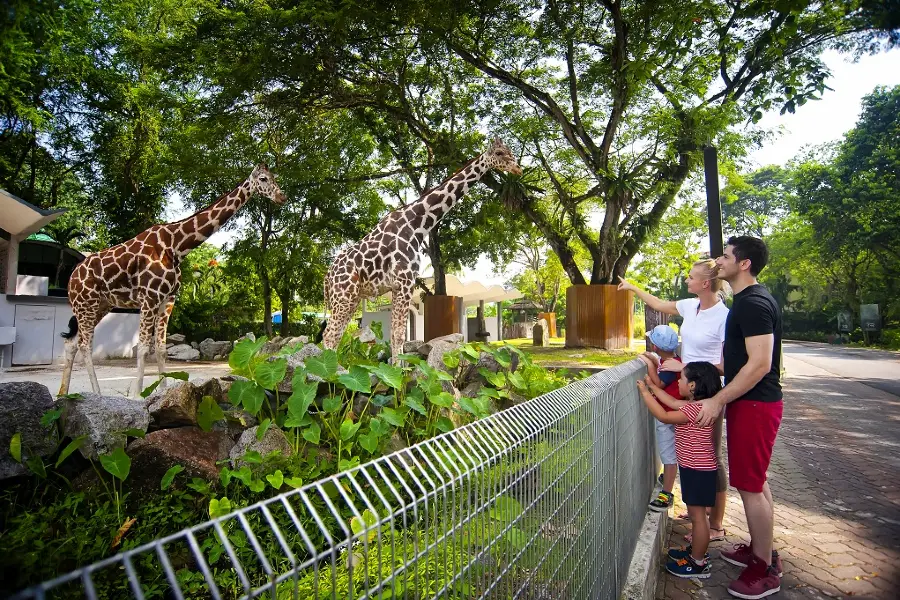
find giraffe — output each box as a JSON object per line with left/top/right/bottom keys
{"left": 322, "top": 138, "right": 522, "bottom": 361}
{"left": 58, "top": 164, "right": 286, "bottom": 397}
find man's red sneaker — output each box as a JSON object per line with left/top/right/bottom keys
{"left": 727, "top": 555, "right": 781, "bottom": 599}
{"left": 721, "top": 543, "right": 784, "bottom": 577}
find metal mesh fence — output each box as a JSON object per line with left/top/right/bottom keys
{"left": 13, "top": 360, "right": 655, "bottom": 600}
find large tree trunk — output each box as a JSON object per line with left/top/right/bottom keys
{"left": 278, "top": 290, "right": 292, "bottom": 336}
{"left": 428, "top": 229, "right": 447, "bottom": 295}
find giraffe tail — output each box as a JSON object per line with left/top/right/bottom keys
{"left": 60, "top": 315, "right": 79, "bottom": 339}
{"left": 314, "top": 319, "right": 328, "bottom": 344}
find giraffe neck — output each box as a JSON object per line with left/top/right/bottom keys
{"left": 409, "top": 153, "right": 491, "bottom": 234}
{"left": 170, "top": 178, "right": 253, "bottom": 258}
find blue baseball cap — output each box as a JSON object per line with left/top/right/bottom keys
{"left": 648, "top": 325, "right": 679, "bottom": 352}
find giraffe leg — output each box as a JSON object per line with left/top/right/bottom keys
{"left": 155, "top": 300, "right": 175, "bottom": 391}
{"left": 58, "top": 334, "right": 79, "bottom": 396}
{"left": 133, "top": 301, "right": 159, "bottom": 397}
{"left": 322, "top": 290, "right": 359, "bottom": 351}
{"left": 75, "top": 310, "right": 106, "bottom": 395}
{"left": 390, "top": 276, "right": 414, "bottom": 364}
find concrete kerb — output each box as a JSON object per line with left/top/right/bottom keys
{"left": 620, "top": 499, "right": 669, "bottom": 600}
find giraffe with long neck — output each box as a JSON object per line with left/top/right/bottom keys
{"left": 322, "top": 138, "right": 522, "bottom": 361}
{"left": 59, "top": 164, "right": 286, "bottom": 396}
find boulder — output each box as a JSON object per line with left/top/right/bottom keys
{"left": 212, "top": 405, "right": 258, "bottom": 441}
{"left": 418, "top": 333, "right": 464, "bottom": 357}
{"left": 425, "top": 337, "right": 463, "bottom": 374}
{"left": 237, "top": 332, "right": 256, "bottom": 343}
{"left": 146, "top": 381, "right": 201, "bottom": 428}
{"left": 168, "top": 344, "right": 200, "bottom": 361}
{"left": 190, "top": 341, "right": 199, "bottom": 350}
{"left": 167, "top": 333, "right": 186, "bottom": 344}
{"left": 533, "top": 319, "right": 550, "bottom": 347}
{"left": 403, "top": 340, "right": 424, "bottom": 355}
{"left": 199, "top": 338, "right": 233, "bottom": 360}
{"left": 126, "top": 428, "right": 234, "bottom": 492}
{"left": 230, "top": 426, "right": 293, "bottom": 469}
{"left": 355, "top": 326, "right": 377, "bottom": 343}
{"left": 0, "top": 382, "right": 59, "bottom": 480}
{"left": 260, "top": 336, "right": 285, "bottom": 355}
{"left": 196, "top": 378, "right": 227, "bottom": 404}
{"left": 61, "top": 394, "right": 150, "bottom": 460}
{"left": 276, "top": 344, "right": 324, "bottom": 393}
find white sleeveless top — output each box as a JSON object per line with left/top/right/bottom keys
{"left": 675, "top": 298, "right": 729, "bottom": 365}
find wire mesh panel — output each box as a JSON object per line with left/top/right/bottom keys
{"left": 13, "top": 360, "right": 655, "bottom": 600}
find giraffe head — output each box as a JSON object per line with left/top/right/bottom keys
{"left": 484, "top": 138, "right": 522, "bottom": 175}
{"left": 250, "top": 164, "right": 287, "bottom": 204}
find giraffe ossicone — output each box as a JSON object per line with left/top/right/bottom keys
{"left": 322, "top": 138, "right": 522, "bottom": 362}
{"left": 59, "top": 164, "right": 287, "bottom": 397}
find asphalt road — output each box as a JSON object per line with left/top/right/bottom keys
{"left": 784, "top": 341, "right": 900, "bottom": 397}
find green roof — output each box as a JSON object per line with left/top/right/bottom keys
{"left": 26, "top": 232, "right": 57, "bottom": 243}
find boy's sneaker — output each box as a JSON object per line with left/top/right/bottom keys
{"left": 721, "top": 544, "right": 784, "bottom": 577}
{"left": 657, "top": 472, "right": 665, "bottom": 486}
{"left": 666, "top": 555, "right": 711, "bottom": 579}
{"left": 667, "top": 545, "right": 710, "bottom": 561}
{"left": 727, "top": 555, "right": 781, "bottom": 599}
{"left": 649, "top": 491, "right": 673, "bottom": 512}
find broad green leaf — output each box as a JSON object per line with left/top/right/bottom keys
{"left": 442, "top": 352, "right": 460, "bottom": 369}
{"left": 266, "top": 470, "right": 284, "bottom": 489}
{"left": 40, "top": 408, "right": 62, "bottom": 428}
{"left": 256, "top": 419, "right": 272, "bottom": 440}
{"left": 477, "top": 387, "right": 501, "bottom": 399}
{"left": 432, "top": 369, "right": 454, "bottom": 382}
{"left": 9, "top": 432, "right": 21, "bottom": 463}
{"left": 461, "top": 345, "right": 480, "bottom": 361}
{"left": 479, "top": 368, "right": 506, "bottom": 388}
{"left": 403, "top": 394, "right": 427, "bottom": 416}
{"left": 322, "top": 396, "right": 342, "bottom": 413}
{"left": 284, "top": 476, "right": 304, "bottom": 489}
{"left": 160, "top": 465, "right": 185, "bottom": 490}
{"left": 490, "top": 496, "right": 523, "bottom": 523}
{"left": 429, "top": 392, "right": 455, "bottom": 409}
{"left": 99, "top": 447, "right": 132, "bottom": 482}
{"left": 209, "top": 497, "right": 233, "bottom": 519}
{"left": 284, "top": 414, "right": 312, "bottom": 428}
{"left": 504, "top": 526, "right": 528, "bottom": 551}
{"left": 367, "top": 363, "right": 404, "bottom": 389}
{"left": 219, "top": 467, "right": 233, "bottom": 488}
{"left": 229, "top": 337, "right": 267, "bottom": 371}
{"left": 305, "top": 350, "right": 338, "bottom": 381}
{"left": 161, "top": 371, "right": 190, "bottom": 381}
{"left": 371, "top": 394, "right": 394, "bottom": 407}
{"left": 379, "top": 407, "right": 407, "bottom": 427}
{"left": 25, "top": 456, "right": 46, "bottom": 479}
{"left": 229, "top": 380, "right": 265, "bottom": 416}
{"left": 198, "top": 396, "right": 225, "bottom": 432}
{"left": 350, "top": 509, "right": 378, "bottom": 542}
{"left": 232, "top": 466, "right": 253, "bottom": 485}
{"left": 396, "top": 353, "right": 423, "bottom": 365}
{"left": 456, "top": 396, "right": 480, "bottom": 415}
{"left": 58, "top": 393, "right": 83, "bottom": 401}
{"left": 435, "top": 417, "right": 454, "bottom": 433}
{"left": 123, "top": 428, "right": 145, "bottom": 438}
{"left": 254, "top": 358, "right": 287, "bottom": 389}
{"left": 187, "top": 478, "right": 212, "bottom": 496}
{"left": 288, "top": 379, "right": 317, "bottom": 419}
{"left": 338, "top": 365, "right": 372, "bottom": 394}
{"left": 55, "top": 435, "right": 87, "bottom": 468}
{"left": 507, "top": 372, "right": 526, "bottom": 390}
{"left": 358, "top": 431, "right": 380, "bottom": 454}
{"left": 494, "top": 348, "right": 512, "bottom": 368}
{"left": 302, "top": 422, "right": 321, "bottom": 444}
{"left": 340, "top": 419, "right": 361, "bottom": 441}
{"left": 140, "top": 379, "right": 162, "bottom": 398}
{"left": 242, "top": 450, "right": 263, "bottom": 464}
{"left": 368, "top": 417, "right": 392, "bottom": 437}
{"left": 338, "top": 456, "right": 360, "bottom": 472}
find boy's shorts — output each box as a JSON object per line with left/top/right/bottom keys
{"left": 726, "top": 399, "right": 783, "bottom": 493}
{"left": 655, "top": 420, "right": 677, "bottom": 465}
{"left": 679, "top": 466, "right": 718, "bottom": 507}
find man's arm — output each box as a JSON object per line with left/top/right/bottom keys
{"left": 638, "top": 382, "right": 689, "bottom": 424}
{"left": 695, "top": 333, "right": 774, "bottom": 426}
{"left": 646, "top": 377, "right": 690, "bottom": 410}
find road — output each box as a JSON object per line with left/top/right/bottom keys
{"left": 785, "top": 341, "right": 900, "bottom": 397}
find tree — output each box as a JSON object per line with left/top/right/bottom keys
{"left": 721, "top": 165, "right": 793, "bottom": 238}
{"left": 505, "top": 228, "right": 578, "bottom": 313}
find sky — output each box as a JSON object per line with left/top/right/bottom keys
{"left": 172, "top": 47, "right": 900, "bottom": 289}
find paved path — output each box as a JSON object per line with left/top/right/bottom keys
{"left": 656, "top": 343, "right": 900, "bottom": 599}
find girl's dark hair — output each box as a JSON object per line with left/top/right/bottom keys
{"left": 683, "top": 361, "right": 723, "bottom": 401}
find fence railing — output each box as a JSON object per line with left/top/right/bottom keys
{"left": 14, "top": 359, "right": 656, "bottom": 600}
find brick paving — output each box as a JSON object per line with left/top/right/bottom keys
{"left": 655, "top": 351, "right": 900, "bottom": 599}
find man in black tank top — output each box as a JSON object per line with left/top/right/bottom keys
{"left": 695, "top": 236, "right": 784, "bottom": 599}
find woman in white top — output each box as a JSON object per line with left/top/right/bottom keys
{"left": 618, "top": 259, "right": 729, "bottom": 542}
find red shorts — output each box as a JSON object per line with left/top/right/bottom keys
{"left": 726, "top": 399, "right": 783, "bottom": 493}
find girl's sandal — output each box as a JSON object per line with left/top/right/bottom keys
{"left": 684, "top": 528, "right": 726, "bottom": 543}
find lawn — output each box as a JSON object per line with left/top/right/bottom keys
{"left": 498, "top": 337, "right": 644, "bottom": 369}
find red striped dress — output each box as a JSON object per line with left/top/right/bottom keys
{"left": 675, "top": 402, "right": 717, "bottom": 470}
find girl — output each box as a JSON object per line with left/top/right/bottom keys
{"left": 637, "top": 361, "right": 723, "bottom": 579}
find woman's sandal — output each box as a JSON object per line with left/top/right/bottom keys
{"left": 684, "top": 528, "right": 726, "bottom": 543}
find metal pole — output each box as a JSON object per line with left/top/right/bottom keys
{"left": 704, "top": 145, "right": 724, "bottom": 257}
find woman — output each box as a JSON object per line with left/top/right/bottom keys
{"left": 618, "top": 259, "right": 729, "bottom": 543}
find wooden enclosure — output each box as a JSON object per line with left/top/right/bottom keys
{"left": 565, "top": 285, "right": 634, "bottom": 349}
{"left": 423, "top": 295, "right": 461, "bottom": 341}
{"left": 537, "top": 312, "right": 558, "bottom": 337}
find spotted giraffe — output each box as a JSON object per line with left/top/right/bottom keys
{"left": 322, "top": 138, "right": 522, "bottom": 361}
{"left": 59, "top": 164, "right": 286, "bottom": 397}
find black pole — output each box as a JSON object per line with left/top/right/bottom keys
{"left": 703, "top": 145, "right": 724, "bottom": 257}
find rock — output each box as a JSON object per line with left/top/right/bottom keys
{"left": 146, "top": 381, "right": 201, "bottom": 428}
{"left": 168, "top": 344, "right": 200, "bottom": 361}
{"left": 218, "top": 375, "right": 249, "bottom": 399}
{"left": 199, "top": 338, "right": 233, "bottom": 360}
{"left": 403, "top": 340, "right": 424, "bottom": 354}
{"left": 260, "top": 336, "right": 284, "bottom": 355}
{"left": 0, "top": 382, "right": 59, "bottom": 480}
{"left": 418, "top": 333, "right": 464, "bottom": 357}
{"left": 277, "top": 344, "right": 325, "bottom": 393}
{"left": 196, "top": 378, "right": 227, "bottom": 404}
{"left": 285, "top": 336, "right": 309, "bottom": 346}
{"left": 533, "top": 319, "right": 550, "bottom": 347}
{"left": 355, "top": 326, "right": 377, "bottom": 343}
{"left": 212, "top": 405, "right": 258, "bottom": 441}
{"left": 126, "top": 428, "right": 234, "bottom": 492}
{"left": 425, "top": 338, "right": 463, "bottom": 374}
{"left": 237, "top": 332, "right": 256, "bottom": 343}
{"left": 166, "top": 343, "right": 175, "bottom": 350}
{"left": 230, "top": 426, "right": 293, "bottom": 469}
{"left": 61, "top": 394, "right": 150, "bottom": 460}
{"left": 167, "top": 333, "right": 186, "bottom": 344}
{"left": 190, "top": 341, "right": 199, "bottom": 350}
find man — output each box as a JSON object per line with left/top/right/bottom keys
{"left": 695, "top": 236, "right": 783, "bottom": 599}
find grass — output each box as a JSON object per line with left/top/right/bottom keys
{"left": 497, "top": 337, "right": 643, "bottom": 368}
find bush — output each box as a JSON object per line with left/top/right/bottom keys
{"left": 633, "top": 319, "right": 645, "bottom": 340}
